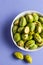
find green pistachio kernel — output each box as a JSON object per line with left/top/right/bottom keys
{"left": 28, "top": 23, "right": 35, "bottom": 32}
{"left": 14, "top": 52, "right": 24, "bottom": 60}
{"left": 14, "top": 19, "right": 19, "bottom": 25}
{"left": 25, "top": 14, "right": 33, "bottom": 22}
{"left": 22, "top": 34, "right": 28, "bottom": 41}
{"left": 30, "top": 31, "right": 34, "bottom": 35}
{"left": 42, "top": 24, "right": 43, "bottom": 30}
{"left": 24, "top": 54, "right": 32, "bottom": 63}
{"left": 19, "top": 17, "right": 27, "bottom": 27}
{"left": 36, "top": 40, "right": 43, "bottom": 47}
{"left": 35, "top": 22, "right": 42, "bottom": 33}
{"left": 33, "top": 13, "right": 39, "bottom": 21}
{"left": 18, "top": 27, "right": 24, "bottom": 33}
{"left": 28, "top": 35, "right": 33, "bottom": 40}
{"left": 12, "top": 25, "right": 18, "bottom": 34}
{"left": 40, "top": 31, "right": 43, "bottom": 38}
{"left": 14, "top": 33, "right": 21, "bottom": 42}
{"left": 30, "top": 44, "right": 38, "bottom": 49}
{"left": 25, "top": 40, "right": 35, "bottom": 49}
{"left": 39, "top": 17, "right": 43, "bottom": 23}
{"left": 36, "top": 26, "right": 42, "bottom": 33}
{"left": 24, "top": 26, "right": 29, "bottom": 34}
{"left": 17, "top": 40, "right": 24, "bottom": 47}
{"left": 34, "top": 33, "right": 42, "bottom": 43}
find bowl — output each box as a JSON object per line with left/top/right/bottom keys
{"left": 11, "top": 10, "right": 43, "bottom": 52}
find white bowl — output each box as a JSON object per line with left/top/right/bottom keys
{"left": 11, "top": 10, "right": 43, "bottom": 52}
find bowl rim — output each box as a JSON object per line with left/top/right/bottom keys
{"left": 10, "top": 10, "right": 43, "bottom": 52}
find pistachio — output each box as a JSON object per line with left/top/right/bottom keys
{"left": 30, "top": 44, "right": 38, "bottom": 49}
{"left": 14, "top": 19, "right": 19, "bottom": 25}
{"left": 24, "top": 26, "right": 29, "bottom": 34}
{"left": 34, "top": 33, "right": 42, "bottom": 43}
{"left": 12, "top": 25, "right": 18, "bottom": 34}
{"left": 22, "top": 34, "right": 28, "bottom": 41}
{"left": 40, "top": 31, "right": 43, "bottom": 38}
{"left": 14, "top": 33, "right": 21, "bottom": 42}
{"left": 25, "top": 40, "right": 35, "bottom": 49}
{"left": 33, "top": 13, "right": 39, "bottom": 21}
{"left": 25, "top": 14, "right": 33, "bottom": 22}
{"left": 14, "top": 52, "right": 24, "bottom": 60}
{"left": 24, "top": 54, "right": 32, "bottom": 63}
{"left": 39, "top": 17, "right": 43, "bottom": 23}
{"left": 18, "top": 27, "right": 24, "bottom": 33}
{"left": 28, "top": 23, "right": 35, "bottom": 32}
{"left": 19, "top": 17, "right": 27, "bottom": 27}
{"left": 17, "top": 40, "right": 24, "bottom": 47}
{"left": 35, "top": 22, "right": 42, "bottom": 33}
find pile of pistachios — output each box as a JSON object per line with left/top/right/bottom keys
{"left": 12, "top": 12, "right": 43, "bottom": 50}
{"left": 14, "top": 52, "right": 32, "bottom": 64}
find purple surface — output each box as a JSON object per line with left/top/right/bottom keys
{"left": 0, "top": 0, "right": 43, "bottom": 65}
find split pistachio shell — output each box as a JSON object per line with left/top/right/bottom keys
{"left": 14, "top": 19, "right": 19, "bottom": 25}
{"left": 19, "top": 17, "right": 27, "bottom": 26}
{"left": 14, "top": 33, "right": 21, "bottom": 42}
{"left": 26, "top": 14, "right": 33, "bottom": 22}
{"left": 24, "top": 26, "right": 29, "bottom": 34}
{"left": 14, "top": 52, "right": 24, "bottom": 60}
{"left": 12, "top": 26, "right": 18, "bottom": 34}
{"left": 34, "top": 33, "right": 42, "bottom": 43}
{"left": 24, "top": 54, "right": 32, "bottom": 63}
{"left": 33, "top": 13, "right": 39, "bottom": 21}
{"left": 18, "top": 27, "right": 24, "bottom": 33}
{"left": 39, "top": 17, "right": 43, "bottom": 23}
{"left": 25, "top": 40, "right": 35, "bottom": 49}
{"left": 17, "top": 40, "right": 24, "bottom": 47}
{"left": 22, "top": 34, "right": 28, "bottom": 41}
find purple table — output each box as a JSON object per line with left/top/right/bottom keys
{"left": 0, "top": 0, "right": 43, "bottom": 65}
